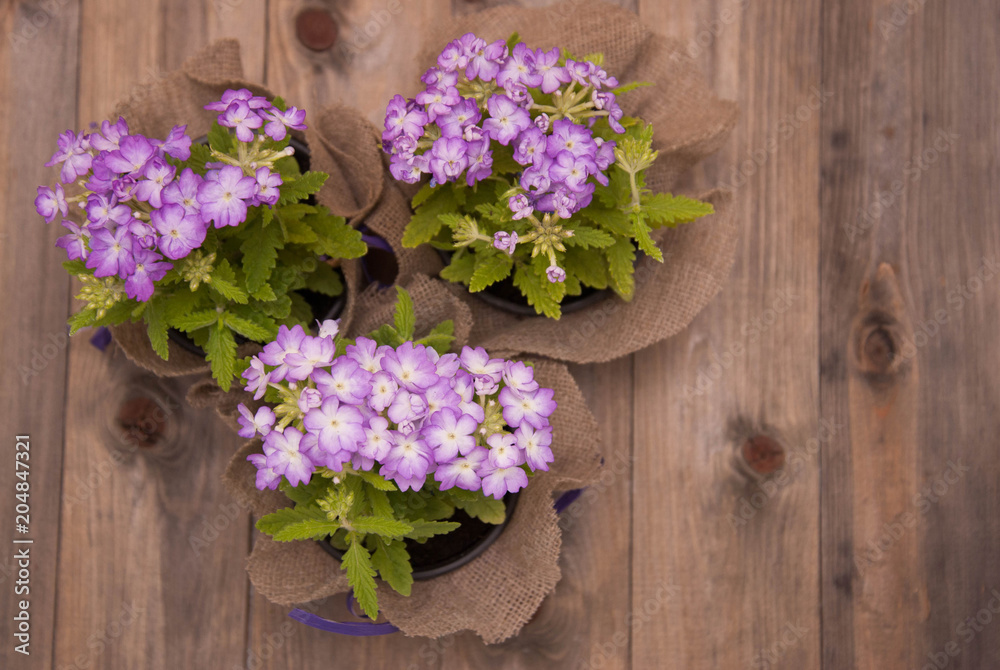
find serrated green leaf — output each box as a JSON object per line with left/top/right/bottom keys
{"left": 490, "top": 144, "right": 522, "bottom": 175}
{"left": 411, "top": 183, "right": 436, "bottom": 208}
{"left": 257, "top": 294, "right": 292, "bottom": 320}
{"left": 304, "top": 262, "right": 343, "bottom": 296}
{"left": 209, "top": 259, "right": 249, "bottom": 304}
{"left": 278, "top": 171, "right": 328, "bottom": 206}
{"left": 144, "top": 299, "right": 169, "bottom": 360}
{"left": 393, "top": 287, "right": 415, "bottom": 340}
{"left": 581, "top": 206, "right": 632, "bottom": 236}
{"left": 351, "top": 516, "right": 413, "bottom": 538}
{"left": 367, "top": 323, "right": 403, "bottom": 348}
{"left": 606, "top": 237, "right": 637, "bottom": 300}
{"left": 365, "top": 487, "right": 395, "bottom": 519}
{"left": 241, "top": 219, "right": 284, "bottom": 293}
{"left": 282, "top": 216, "right": 319, "bottom": 245}
{"left": 403, "top": 519, "right": 461, "bottom": 540}
{"left": 631, "top": 212, "right": 663, "bottom": 261}
{"left": 610, "top": 80, "right": 653, "bottom": 96}
{"left": 416, "top": 320, "right": 455, "bottom": 355}
{"left": 93, "top": 299, "right": 139, "bottom": 327}
{"left": 370, "top": 538, "right": 413, "bottom": 597}
{"left": 642, "top": 193, "right": 714, "bottom": 228}
{"left": 187, "top": 142, "right": 213, "bottom": 174}
{"left": 207, "top": 122, "right": 234, "bottom": 154}
{"left": 470, "top": 251, "right": 514, "bottom": 292}
{"left": 63, "top": 259, "right": 88, "bottom": 275}
{"left": 256, "top": 506, "right": 325, "bottom": 536}
{"left": 171, "top": 309, "right": 219, "bottom": 332}
{"left": 356, "top": 469, "right": 397, "bottom": 492}
{"left": 452, "top": 495, "right": 506, "bottom": 524}
{"left": 68, "top": 308, "right": 98, "bottom": 335}
{"left": 403, "top": 187, "right": 458, "bottom": 247}
{"left": 250, "top": 282, "right": 277, "bottom": 302}
{"left": 513, "top": 263, "right": 561, "bottom": 319}
{"left": 205, "top": 321, "right": 237, "bottom": 391}
{"left": 439, "top": 249, "right": 476, "bottom": 284}
{"left": 563, "top": 248, "right": 609, "bottom": 290}
{"left": 343, "top": 536, "right": 379, "bottom": 619}
{"left": 309, "top": 209, "right": 366, "bottom": 259}
{"left": 566, "top": 225, "right": 616, "bottom": 249}
{"left": 505, "top": 31, "right": 520, "bottom": 49}
{"left": 223, "top": 311, "right": 276, "bottom": 343}
{"left": 272, "top": 518, "right": 342, "bottom": 541}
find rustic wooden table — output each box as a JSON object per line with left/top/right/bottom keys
{"left": 2, "top": 0, "right": 998, "bottom": 668}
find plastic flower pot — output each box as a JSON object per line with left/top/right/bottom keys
{"left": 318, "top": 491, "right": 520, "bottom": 580}
{"left": 435, "top": 248, "right": 610, "bottom": 317}
{"left": 359, "top": 227, "right": 399, "bottom": 289}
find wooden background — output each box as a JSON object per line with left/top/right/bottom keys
{"left": 2, "top": 0, "right": 998, "bottom": 668}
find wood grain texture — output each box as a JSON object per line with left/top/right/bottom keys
{"left": 819, "top": 0, "right": 1000, "bottom": 668}
{"left": 0, "top": 2, "right": 80, "bottom": 669}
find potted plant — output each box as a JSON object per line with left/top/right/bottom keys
{"left": 236, "top": 287, "right": 556, "bottom": 619}
{"left": 380, "top": 33, "right": 716, "bottom": 319}
{"left": 36, "top": 88, "right": 366, "bottom": 390}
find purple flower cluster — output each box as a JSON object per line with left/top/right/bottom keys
{"left": 36, "top": 89, "right": 307, "bottom": 303}
{"left": 240, "top": 323, "right": 556, "bottom": 500}
{"left": 382, "top": 35, "right": 625, "bottom": 220}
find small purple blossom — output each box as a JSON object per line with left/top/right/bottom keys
{"left": 238, "top": 405, "right": 276, "bottom": 439}
{"left": 197, "top": 165, "right": 256, "bottom": 228}
{"left": 262, "top": 106, "right": 307, "bottom": 141}
{"left": 35, "top": 184, "right": 68, "bottom": 223}
{"left": 124, "top": 248, "right": 171, "bottom": 301}
{"left": 493, "top": 230, "right": 519, "bottom": 255}
{"left": 86, "top": 225, "right": 136, "bottom": 278}
{"left": 482, "top": 95, "right": 531, "bottom": 146}
{"left": 150, "top": 203, "right": 207, "bottom": 260}
{"left": 46, "top": 130, "right": 93, "bottom": 184}
{"left": 264, "top": 427, "right": 315, "bottom": 487}
{"left": 546, "top": 264, "right": 567, "bottom": 284}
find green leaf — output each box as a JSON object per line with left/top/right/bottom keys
{"left": 506, "top": 31, "right": 520, "bottom": 49}
{"left": 368, "top": 323, "right": 404, "bottom": 348}
{"left": 365, "top": 487, "right": 395, "bottom": 519}
{"left": 452, "top": 495, "right": 507, "bottom": 525}
{"left": 171, "top": 309, "right": 219, "bottom": 332}
{"left": 566, "top": 225, "right": 615, "bottom": 249}
{"left": 241, "top": 219, "right": 285, "bottom": 293}
{"left": 370, "top": 538, "right": 413, "bottom": 597}
{"left": 282, "top": 216, "right": 320, "bottom": 245}
{"left": 205, "top": 321, "right": 238, "bottom": 391}
{"left": 469, "top": 251, "right": 514, "bottom": 292}
{"left": 309, "top": 209, "right": 366, "bottom": 259}
{"left": 257, "top": 294, "right": 292, "bottom": 320}
{"left": 581, "top": 206, "right": 632, "bottom": 236}
{"left": 403, "top": 187, "right": 458, "bottom": 247}
{"left": 411, "top": 183, "right": 436, "bottom": 208}
{"left": 416, "top": 320, "right": 455, "bottom": 355}
{"left": 403, "top": 519, "right": 461, "bottom": 540}
{"left": 144, "top": 299, "right": 170, "bottom": 360}
{"left": 256, "top": 506, "right": 325, "bottom": 536}
{"left": 610, "top": 80, "right": 653, "bottom": 96}
{"left": 278, "top": 478, "right": 330, "bottom": 506}
{"left": 278, "top": 171, "right": 328, "bottom": 206}
{"left": 351, "top": 516, "right": 414, "bottom": 538}
{"left": 222, "top": 311, "right": 276, "bottom": 343}
{"left": 439, "top": 249, "right": 476, "bottom": 284}
{"left": 272, "top": 518, "right": 341, "bottom": 541}
{"left": 207, "top": 123, "right": 234, "bottom": 154}
{"left": 490, "top": 145, "right": 522, "bottom": 175}
{"left": 343, "top": 536, "right": 379, "bottom": 619}
{"left": 631, "top": 212, "right": 663, "bottom": 262}
{"left": 606, "top": 237, "right": 637, "bottom": 300}
{"left": 62, "top": 259, "right": 88, "bottom": 275}
{"left": 392, "top": 286, "right": 416, "bottom": 340}
{"left": 68, "top": 308, "right": 98, "bottom": 335}
{"left": 304, "top": 262, "right": 344, "bottom": 296}
{"left": 513, "top": 263, "right": 561, "bottom": 319}
{"left": 187, "top": 142, "right": 213, "bottom": 174}
{"left": 642, "top": 193, "right": 714, "bottom": 228}
{"left": 209, "top": 259, "right": 249, "bottom": 304}
{"left": 563, "top": 248, "right": 609, "bottom": 290}
{"left": 356, "top": 470, "right": 397, "bottom": 492}
{"left": 250, "top": 282, "right": 277, "bottom": 302}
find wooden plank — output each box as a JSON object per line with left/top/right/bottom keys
{"left": 631, "top": 0, "right": 822, "bottom": 668}
{"left": 819, "top": 0, "right": 1000, "bottom": 667}
{"left": 50, "top": 1, "right": 264, "bottom": 668}
{"left": 0, "top": 2, "right": 80, "bottom": 668}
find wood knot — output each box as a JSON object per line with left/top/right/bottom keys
{"left": 851, "top": 263, "right": 914, "bottom": 388}
{"left": 115, "top": 395, "right": 168, "bottom": 449}
{"left": 741, "top": 435, "right": 785, "bottom": 476}
{"left": 296, "top": 8, "right": 338, "bottom": 52}
{"left": 862, "top": 325, "right": 896, "bottom": 373}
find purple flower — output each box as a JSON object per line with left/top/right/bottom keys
{"left": 35, "top": 184, "right": 68, "bottom": 223}
{"left": 104, "top": 135, "right": 156, "bottom": 175}
{"left": 499, "top": 386, "right": 557, "bottom": 429}
{"left": 317, "top": 319, "right": 340, "bottom": 340}
{"left": 420, "top": 67, "right": 458, "bottom": 89}
{"left": 384, "top": 342, "right": 439, "bottom": 391}
{"left": 252, "top": 167, "right": 282, "bottom": 206}
{"left": 435, "top": 446, "right": 488, "bottom": 491}
{"left": 515, "top": 424, "right": 553, "bottom": 471}
{"left": 424, "top": 378, "right": 462, "bottom": 415}
{"left": 242, "top": 357, "right": 271, "bottom": 400}
{"left": 465, "top": 38, "right": 507, "bottom": 81}
{"left": 284, "top": 334, "right": 336, "bottom": 381}
{"left": 46, "top": 130, "right": 93, "bottom": 184}
{"left": 507, "top": 194, "right": 533, "bottom": 221}
{"left": 565, "top": 60, "right": 593, "bottom": 87}
{"left": 382, "top": 95, "right": 428, "bottom": 140}
{"left": 381, "top": 430, "right": 433, "bottom": 482}
{"left": 219, "top": 100, "right": 263, "bottom": 143}
{"left": 415, "top": 86, "right": 461, "bottom": 122}
{"left": 588, "top": 66, "right": 618, "bottom": 90}
{"left": 368, "top": 371, "right": 399, "bottom": 413}
{"left": 161, "top": 167, "right": 203, "bottom": 216}
{"left": 480, "top": 463, "right": 528, "bottom": 499}
{"left": 424, "top": 408, "right": 478, "bottom": 461}
{"left": 55, "top": 220, "right": 89, "bottom": 261}
{"left": 486, "top": 432, "right": 521, "bottom": 468}
{"left": 533, "top": 47, "right": 571, "bottom": 94}
{"left": 512, "top": 127, "right": 546, "bottom": 166}
{"left": 493, "top": 230, "right": 519, "bottom": 255}
{"left": 205, "top": 88, "right": 269, "bottom": 112}
{"left": 550, "top": 151, "right": 596, "bottom": 192}
{"left": 387, "top": 389, "right": 427, "bottom": 425}
{"left": 158, "top": 124, "right": 192, "bottom": 160}
{"left": 452, "top": 371, "right": 486, "bottom": 423}
{"left": 346, "top": 337, "right": 384, "bottom": 373}
{"left": 262, "top": 106, "right": 307, "bottom": 141}
{"left": 197, "top": 165, "right": 256, "bottom": 228}
{"left": 298, "top": 387, "right": 323, "bottom": 413}
{"left": 496, "top": 43, "right": 542, "bottom": 91}
{"left": 247, "top": 453, "right": 282, "bottom": 491}
{"left": 151, "top": 203, "right": 207, "bottom": 260}
{"left": 134, "top": 157, "right": 175, "bottom": 208}
{"left": 464, "top": 138, "right": 493, "bottom": 186}
{"left": 112, "top": 175, "right": 137, "bottom": 202}
{"left": 389, "top": 154, "right": 429, "bottom": 184}
{"left": 303, "top": 396, "right": 366, "bottom": 455}
{"left": 546, "top": 119, "right": 597, "bottom": 160}
{"left": 482, "top": 95, "right": 531, "bottom": 146}
{"left": 520, "top": 154, "right": 553, "bottom": 194}
{"left": 437, "top": 38, "right": 470, "bottom": 72}
{"left": 86, "top": 225, "right": 136, "bottom": 278}
{"left": 460, "top": 346, "right": 505, "bottom": 385}
{"left": 546, "top": 264, "right": 567, "bottom": 284}
{"left": 259, "top": 324, "right": 307, "bottom": 382}
{"left": 124, "top": 248, "right": 171, "bottom": 301}
{"left": 534, "top": 113, "right": 550, "bottom": 133}
{"left": 432, "top": 352, "right": 460, "bottom": 377}
{"left": 237, "top": 404, "right": 276, "bottom": 439}
{"left": 83, "top": 193, "right": 130, "bottom": 229}
{"left": 263, "top": 427, "right": 315, "bottom": 487}
{"left": 428, "top": 137, "right": 469, "bottom": 185}
{"left": 313, "top": 358, "right": 373, "bottom": 405}
{"left": 437, "top": 98, "right": 481, "bottom": 139}
{"left": 359, "top": 416, "right": 393, "bottom": 462}
{"left": 502, "top": 361, "right": 539, "bottom": 394}
{"left": 89, "top": 117, "right": 129, "bottom": 152}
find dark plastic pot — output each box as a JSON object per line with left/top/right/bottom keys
{"left": 359, "top": 227, "right": 399, "bottom": 288}
{"left": 436, "top": 248, "right": 609, "bottom": 317}
{"left": 319, "top": 490, "right": 520, "bottom": 580}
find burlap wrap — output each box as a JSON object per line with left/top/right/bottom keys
{"left": 106, "top": 40, "right": 386, "bottom": 377}
{"left": 223, "top": 358, "right": 602, "bottom": 643}
{"left": 355, "top": 0, "right": 740, "bottom": 363}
